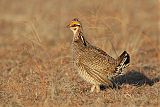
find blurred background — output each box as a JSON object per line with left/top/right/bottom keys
{"left": 0, "top": 0, "right": 159, "bottom": 41}
{"left": 0, "top": 0, "right": 159, "bottom": 107}
{"left": 0, "top": 0, "right": 159, "bottom": 58}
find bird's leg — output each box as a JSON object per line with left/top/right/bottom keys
{"left": 95, "top": 85, "right": 100, "bottom": 92}
{"left": 90, "top": 85, "right": 96, "bottom": 92}
{"left": 108, "top": 81, "right": 114, "bottom": 89}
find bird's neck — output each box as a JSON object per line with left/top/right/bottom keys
{"left": 73, "top": 29, "right": 87, "bottom": 46}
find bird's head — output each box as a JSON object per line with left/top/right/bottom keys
{"left": 67, "top": 18, "right": 82, "bottom": 34}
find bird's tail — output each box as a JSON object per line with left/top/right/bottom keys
{"left": 115, "top": 51, "right": 130, "bottom": 75}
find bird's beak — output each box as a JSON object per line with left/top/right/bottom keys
{"left": 66, "top": 24, "right": 70, "bottom": 28}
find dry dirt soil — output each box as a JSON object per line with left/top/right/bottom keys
{"left": 0, "top": 0, "right": 160, "bottom": 107}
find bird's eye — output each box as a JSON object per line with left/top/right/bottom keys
{"left": 73, "top": 24, "right": 77, "bottom": 27}
{"left": 71, "top": 24, "right": 76, "bottom": 27}
{"left": 71, "top": 24, "right": 80, "bottom": 27}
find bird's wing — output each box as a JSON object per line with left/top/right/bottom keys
{"left": 89, "top": 45, "right": 116, "bottom": 62}
{"left": 76, "top": 62, "right": 113, "bottom": 85}
{"left": 79, "top": 45, "right": 117, "bottom": 76}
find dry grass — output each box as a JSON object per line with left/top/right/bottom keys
{"left": 0, "top": 0, "right": 160, "bottom": 107}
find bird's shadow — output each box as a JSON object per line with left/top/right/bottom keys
{"left": 100, "top": 70, "right": 160, "bottom": 90}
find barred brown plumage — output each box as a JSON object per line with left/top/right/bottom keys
{"left": 67, "top": 18, "right": 130, "bottom": 92}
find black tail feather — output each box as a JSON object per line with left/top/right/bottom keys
{"left": 115, "top": 51, "right": 130, "bottom": 75}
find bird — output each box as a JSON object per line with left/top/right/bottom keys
{"left": 67, "top": 18, "right": 130, "bottom": 92}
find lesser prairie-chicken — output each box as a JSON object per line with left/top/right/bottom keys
{"left": 67, "top": 18, "right": 130, "bottom": 92}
